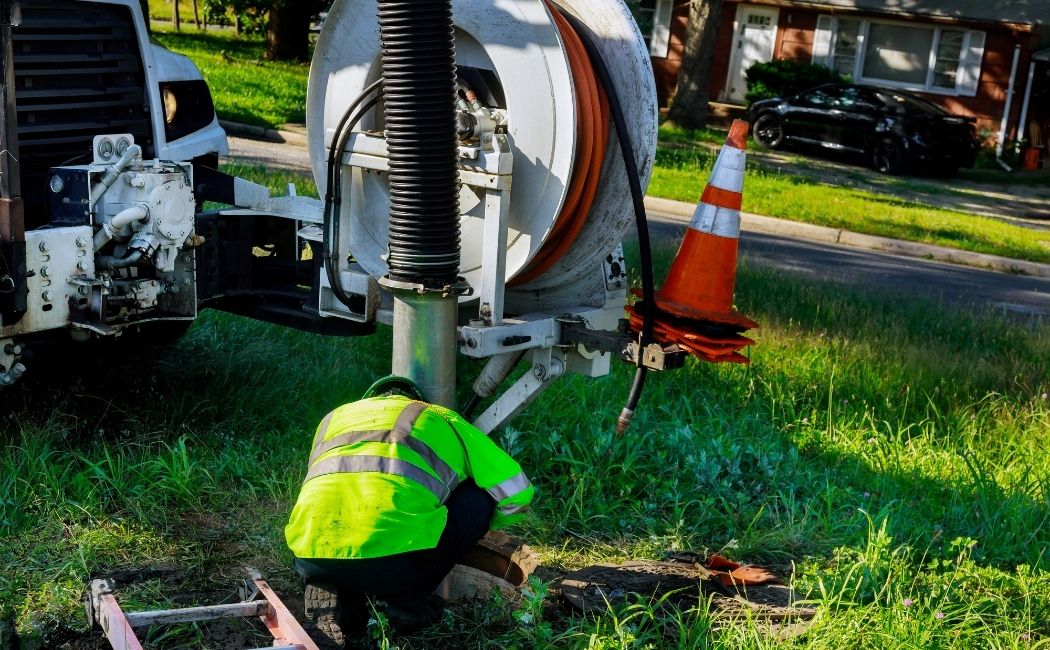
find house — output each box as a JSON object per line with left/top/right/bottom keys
{"left": 638, "top": 0, "right": 1050, "bottom": 144}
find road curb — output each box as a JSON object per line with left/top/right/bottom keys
{"left": 643, "top": 196, "right": 1050, "bottom": 279}
{"left": 220, "top": 120, "right": 307, "bottom": 148}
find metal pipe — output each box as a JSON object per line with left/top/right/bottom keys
{"left": 123, "top": 601, "right": 271, "bottom": 627}
{"left": 996, "top": 43, "right": 1022, "bottom": 171}
{"left": 93, "top": 204, "right": 148, "bottom": 251}
{"left": 90, "top": 144, "right": 142, "bottom": 211}
{"left": 377, "top": 0, "right": 462, "bottom": 405}
{"left": 391, "top": 292, "right": 457, "bottom": 407}
{"left": 1018, "top": 61, "right": 1036, "bottom": 147}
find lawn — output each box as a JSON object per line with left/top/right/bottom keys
{"left": 1, "top": 156, "right": 1048, "bottom": 645}
{"left": 152, "top": 26, "right": 310, "bottom": 129}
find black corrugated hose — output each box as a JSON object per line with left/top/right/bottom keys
{"left": 377, "top": 0, "right": 461, "bottom": 288}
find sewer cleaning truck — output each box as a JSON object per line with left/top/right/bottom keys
{"left": 1, "top": 0, "right": 755, "bottom": 433}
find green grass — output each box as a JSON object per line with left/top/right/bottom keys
{"left": 152, "top": 27, "right": 309, "bottom": 129}
{"left": 1, "top": 184, "right": 1048, "bottom": 646}
{"left": 650, "top": 143, "right": 1050, "bottom": 264}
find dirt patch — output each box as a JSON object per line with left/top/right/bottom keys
{"left": 557, "top": 560, "right": 816, "bottom": 641}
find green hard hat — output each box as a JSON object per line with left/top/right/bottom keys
{"left": 362, "top": 375, "right": 427, "bottom": 401}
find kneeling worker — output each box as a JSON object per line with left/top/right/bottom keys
{"left": 285, "top": 377, "right": 534, "bottom": 647}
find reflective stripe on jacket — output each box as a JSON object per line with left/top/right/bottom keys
{"left": 285, "top": 396, "right": 534, "bottom": 560}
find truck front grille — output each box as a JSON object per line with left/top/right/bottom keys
{"left": 12, "top": 1, "right": 155, "bottom": 226}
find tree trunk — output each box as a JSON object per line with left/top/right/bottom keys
{"left": 171, "top": 0, "right": 180, "bottom": 31}
{"left": 191, "top": 0, "right": 201, "bottom": 29}
{"left": 666, "top": 0, "right": 725, "bottom": 130}
{"left": 265, "top": 3, "right": 313, "bottom": 62}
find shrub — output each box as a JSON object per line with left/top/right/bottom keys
{"left": 744, "top": 59, "right": 849, "bottom": 105}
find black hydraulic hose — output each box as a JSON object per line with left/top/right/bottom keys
{"left": 559, "top": 9, "right": 655, "bottom": 434}
{"left": 323, "top": 83, "right": 383, "bottom": 310}
{"left": 377, "top": 0, "right": 460, "bottom": 287}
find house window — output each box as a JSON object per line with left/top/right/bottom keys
{"left": 831, "top": 19, "right": 860, "bottom": 76}
{"left": 632, "top": 0, "right": 674, "bottom": 59}
{"left": 814, "top": 16, "right": 985, "bottom": 97}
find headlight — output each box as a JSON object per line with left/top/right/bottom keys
{"left": 163, "top": 87, "right": 178, "bottom": 125}
{"left": 158, "top": 80, "right": 217, "bottom": 142}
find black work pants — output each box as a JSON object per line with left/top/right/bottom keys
{"left": 293, "top": 480, "right": 494, "bottom": 603}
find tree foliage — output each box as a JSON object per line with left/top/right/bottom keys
{"left": 201, "top": 0, "right": 323, "bottom": 61}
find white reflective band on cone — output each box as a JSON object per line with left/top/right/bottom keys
{"left": 708, "top": 146, "right": 746, "bottom": 193}
{"left": 690, "top": 202, "right": 742, "bottom": 238}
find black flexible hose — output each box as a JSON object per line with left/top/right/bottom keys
{"left": 559, "top": 9, "right": 656, "bottom": 433}
{"left": 377, "top": 0, "right": 461, "bottom": 287}
{"left": 323, "top": 83, "right": 383, "bottom": 310}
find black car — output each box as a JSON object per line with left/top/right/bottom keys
{"left": 748, "top": 83, "right": 980, "bottom": 175}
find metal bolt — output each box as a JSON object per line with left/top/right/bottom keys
{"left": 40, "top": 266, "right": 49, "bottom": 277}
{"left": 76, "top": 261, "right": 88, "bottom": 272}
{"left": 466, "top": 338, "right": 478, "bottom": 349}
{"left": 42, "top": 291, "right": 53, "bottom": 302}
{"left": 38, "top": 241, "right": 48, "bottom": 252}
{"left": 75, "top": 237, "right": 86, "bottom": 248}
{"left": 533, "top": 365, "right": 548, "bottom": 380}
{"left": 79, "top": 286, "right": 90, "bottom": 296}
{"left": 4, "top": 343, "right": 21, "bottom": 355}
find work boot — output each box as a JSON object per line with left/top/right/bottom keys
{"left": 303, "top": 581, "right": 345, "bottom": 649}
{"left": 380, "top": 593, "right": 445, "bottom": 633}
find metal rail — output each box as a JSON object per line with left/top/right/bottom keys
{"left": 85, "top": 568, "right": 318, "bottom": 650}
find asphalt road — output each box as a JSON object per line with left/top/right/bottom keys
{"left": 226, "top": 136, "right": 1050, "bottom": 320}
{"left": 647, "top": 213, "right": 1050, "bottom": 319}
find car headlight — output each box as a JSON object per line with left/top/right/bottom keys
{"left": 159, "top": 80, "right": 217, "bottom": 142}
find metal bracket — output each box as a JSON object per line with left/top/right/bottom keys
{"left": 473, "top": 348, "right": 566, "bottom": 434}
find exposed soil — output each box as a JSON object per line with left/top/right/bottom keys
{"left": 556, "top": 559, "right": 816, "bottom": 643}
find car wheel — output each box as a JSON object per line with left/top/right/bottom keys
{"left": 872, "top": 137, "right": 904, "bottom": 174}
{"left": 753, "top": 114, "right": 784, "bottom": 149}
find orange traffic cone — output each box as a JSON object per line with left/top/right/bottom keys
{"left": 654, "top": 119, "right": 756, "bottom": 330}
{"left": 627, "top": 119, "right": 757, "bottom": 365}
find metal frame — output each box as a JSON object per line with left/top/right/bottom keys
{"left": 86, "top": 569, "right": 318, "bottom": 650}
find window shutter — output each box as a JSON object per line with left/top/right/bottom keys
{"left": 812, "top": 15, "right": 834, "bottom": 66}
{"left": 649, "top": 0, "right": 673, "bottom": 58}
{"left": 956, "top": 30, "right": 985, "bottom": 97}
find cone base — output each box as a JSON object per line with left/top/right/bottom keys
{"left": 653, "top": 295, "right": 759, "bottom": 331}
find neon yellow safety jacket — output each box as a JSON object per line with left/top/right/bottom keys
{"left": 285, "top": 396, "right": 534, "bottom": 560}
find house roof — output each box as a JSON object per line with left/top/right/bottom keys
{"left": 790, "top": 1, "right": 1049, "bottom": 27}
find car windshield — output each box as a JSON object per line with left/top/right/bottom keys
{"left": 876, "top": 90, "right": 947, "bottom": 116}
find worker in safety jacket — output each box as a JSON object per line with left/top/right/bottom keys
{"left": 285, "top": 376, "right": 534, "bottom": 646}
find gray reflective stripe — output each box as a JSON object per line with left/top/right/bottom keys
{"left": 499, "top": 503, "right": 529, "bottom": 516}
{"left": 307, "top": 401, "right": 461, "bottom": 502}
{"left": 309, "top": 429, "right": 389, "bottom": 466}
{"left": 305, "top": 454, "right": 448, "bottom": 501}
{"left": 487, "top": 471, "right": 531, "bottom": 502}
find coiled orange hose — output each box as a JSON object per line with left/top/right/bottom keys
{"left": 509, "top": 1, "right": 610, "bottom": 286}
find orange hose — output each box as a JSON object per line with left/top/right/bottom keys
{"left": 509, "top": 1, "right": 610, "bottom": 286}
